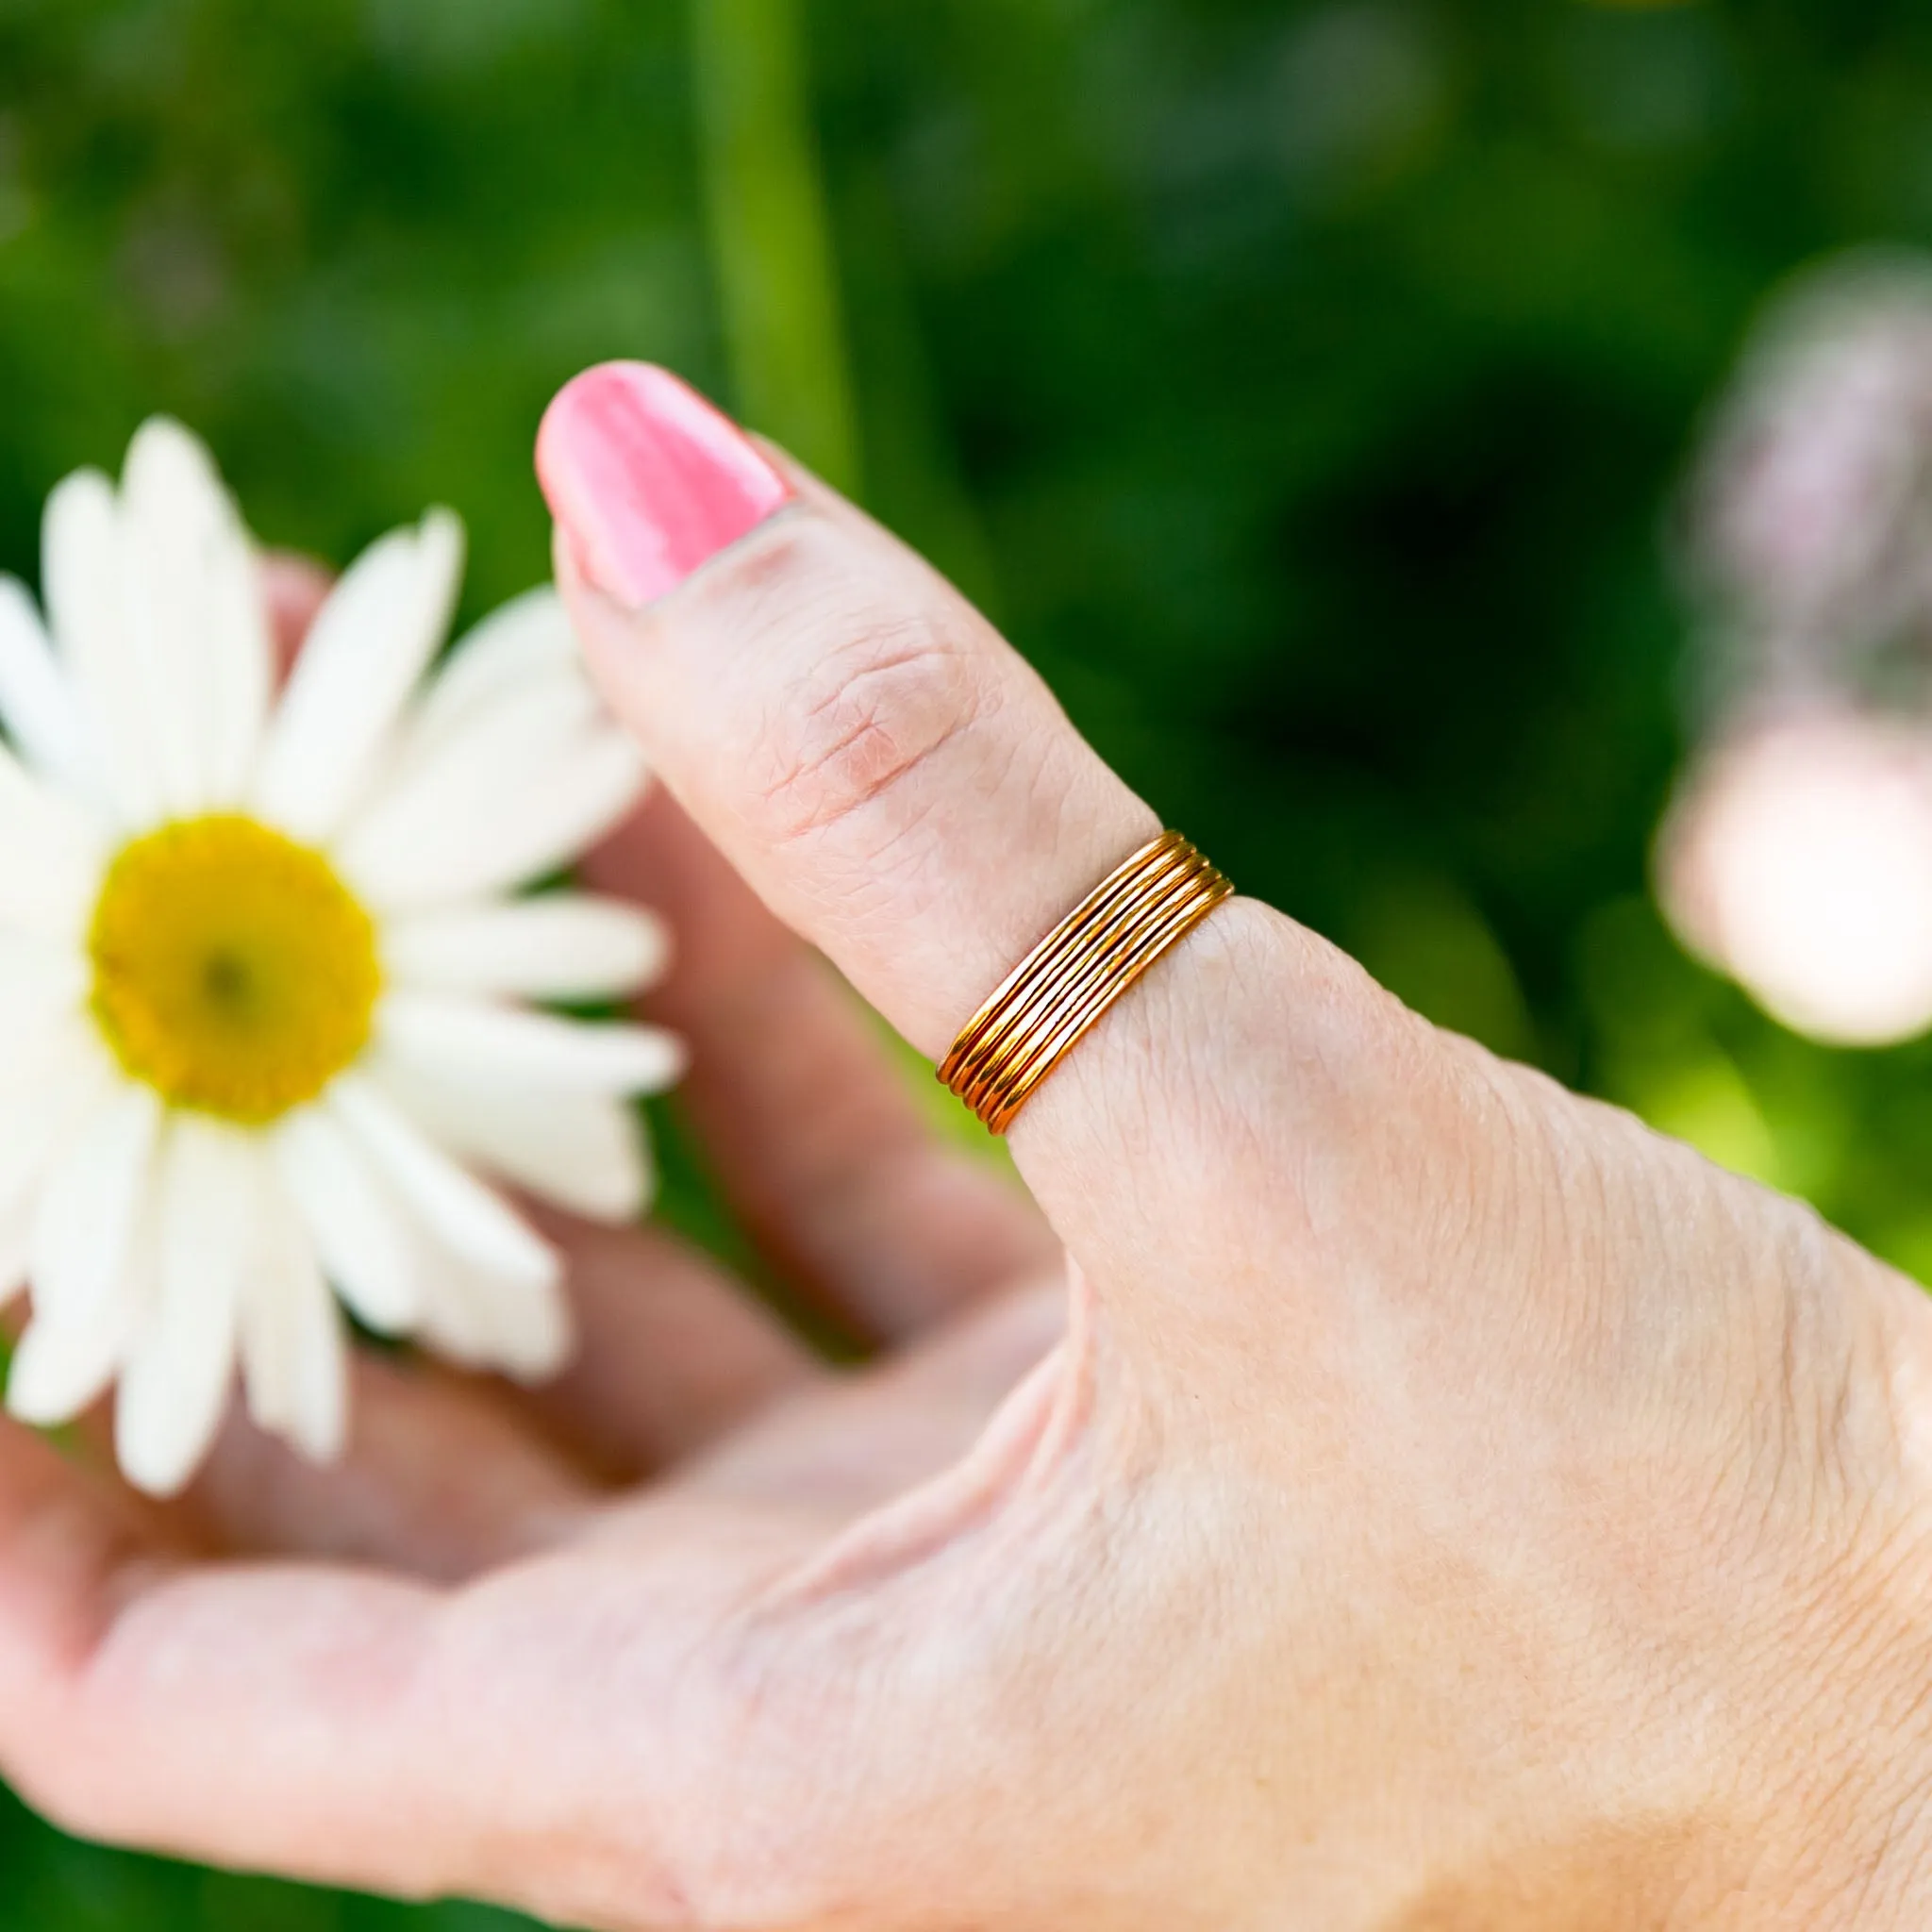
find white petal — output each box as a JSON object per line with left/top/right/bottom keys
{"left": 114, "top": 1114, "right": 254, "bottom": 1496}
{"left": 329, "top": 1072, "right": 559, "bottom": 1291}
{"left": 28, "top": 1080, "right": 161, "bottom": 1328}
{"left": 120, "top": 419, "right": 269, "bottom": 815}
{"left": 42, "top": 466, "right": 162, "bottom": 824}
{"left": 372, "top": 1053, "right": 649, "bottom": 1222}
{"left": 342, "top": 724, "right": 648, "bottom": 912}
{"left": 239, "top": 1186, "right": 346, "bottom": 1463}
{"left": 399, "top": 585, "right": 577, "bottom": 763}
{"left": 382, "top": 894, "right": 670, "bottom": 1001}
{"left": 116, "top": 424, "right": 207, "bottom": 813}
{"left": 0, "top": 939, "right": 90, "bottom": 1060}
{"left": 350, "top": 664, "right": 598, "bottom": 818}
{"left": 250, "top": 509, "right": 464, "bottom": 841}
{"left": 0, "top": 741, "right": 107, "bottom": 943}
{"left": 379, "top": 991, "right": 686, "bottom": 1094}
{"left": 419, "top": 1242, "right": 573, "bottom": 1383}
{"left": 0, "top": 928, "right": 87, "bottom": 996}
{"left": 0, "top": 1016, "right": 115, "bottom": 1225}
{"left": 335, "top": 674, "right": 596, "bottom": 891}
{"left": 124, "top": 420, "right": 274, "bottom": 808}
{"left": 0, "top": 575, "right": 89, "bottom": 787}
{"left": 272, "top": 1100, "right": 420, "bottom": 1333}
{"left": 408, "top": 1234, "right": 491, "bottom": 1369}
{"left": 6, "top": 1247, "right": 145, "bottom": 1426}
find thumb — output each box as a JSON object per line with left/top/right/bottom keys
{"left": 536, "top": 363, "right": 1405, "bottom": 1299}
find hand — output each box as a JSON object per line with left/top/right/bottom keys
{"left": 7, "top": 364, "right": 1932, "bottom": 1931}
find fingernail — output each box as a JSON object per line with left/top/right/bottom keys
{"left": 535, "top": 362, "right": 792, "bottom": 608}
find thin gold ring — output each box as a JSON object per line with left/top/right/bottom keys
{"left": 953, "top": 838, "right": 1196, "bottom": 1116}
{"left": 938, "top": 830, "right": 1233, "bottom": 1134}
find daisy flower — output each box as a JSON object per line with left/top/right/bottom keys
{"left": 0, "top": 418, "right": 682, "bottom": 1495}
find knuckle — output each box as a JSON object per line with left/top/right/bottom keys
{"left": 743, "top": 610, "right": 984, "bottom": 852}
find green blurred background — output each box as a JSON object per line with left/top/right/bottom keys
{"left": 6, "top": 0, "right": 1932, "bottom": 1921}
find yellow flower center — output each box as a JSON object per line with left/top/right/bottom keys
{"left": 88, "top": 814, "right": 381, "bottom": 1124}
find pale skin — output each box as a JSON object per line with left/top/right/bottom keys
{"left": 5, "top": 457, "right": 1932, "bottom": 1930}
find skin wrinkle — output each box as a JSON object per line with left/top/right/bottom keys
{"left": 1495, "top": 1073, "right": 1582, "bottom": 1386}
{"left": 1784, "top": 1241, "right": 1853, "bottom": 1519}
{"left": 900, "top": 685, "right": 1068, "bottom": 924}
{"left": 1857, "top": 1745, "right": 1932, "bottom": 1926}
{"left": 1011, "top": 902, "right": 1344, "bottom": 1303}
{"left": 766, "top": 1340, "right": 1079, "bottom": 1610}
{"left": 1542, "top": 1096, "right": 1642, "bottom": 1389}
{"left": 991, "top": 1449, "right": 1191, "bottom": 1903}
{"left": 750, "top": 630, "right": 984, "bottom": 853}
{"left": 1779, "top": 1496, "right": 1932, "bottom": 1763}
{"left": 1740, "top": 1214, "right": 1876, "bottom": 1548}
{"left": 815, "top": 750, "right": 985, "bottom": 950}
{"left": 699, "top": 1392, "right": 1122, "bottom": 1927}
{"left": 431, "top": 1575, "right": 715, "bottom": 1925}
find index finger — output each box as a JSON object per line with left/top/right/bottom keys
{"left": 0, "top": 1412, "right": 768, "bottom": 1922}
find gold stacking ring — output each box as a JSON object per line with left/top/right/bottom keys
{"left": 938, "top": 830, "right": 1234, "bottom": 1134}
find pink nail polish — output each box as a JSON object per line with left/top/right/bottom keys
{"left": 535, "top": 362, "right": 792, "bottom": 608}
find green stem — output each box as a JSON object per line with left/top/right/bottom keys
{"left": 688, "top": 0, "right": 860, "bottom": 494}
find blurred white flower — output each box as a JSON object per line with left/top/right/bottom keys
{"left": 1658, "top": 709, "right": 1932, "bottom": 1046}
{"left": 0, "top": 418, "right": 681, "bottom": 1495}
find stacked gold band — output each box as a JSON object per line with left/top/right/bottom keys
{"left": 938, "top": 830, "right": 1234, "bottom": 1135}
